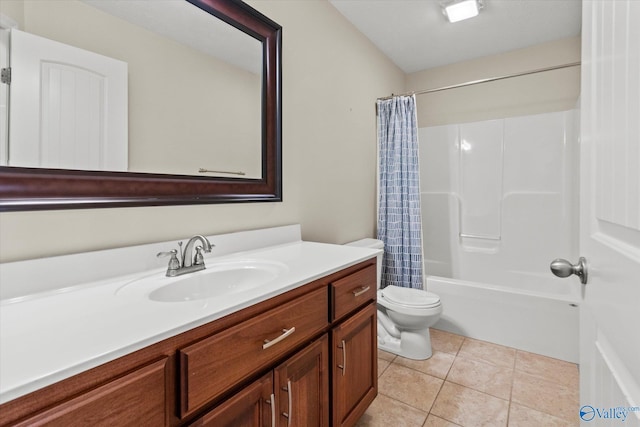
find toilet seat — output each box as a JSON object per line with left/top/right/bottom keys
{"left": 380, "top": 286, "right": 441, "bottom": 309}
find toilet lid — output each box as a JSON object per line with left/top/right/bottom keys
{"left": 380, "top": 286, "right": 440, "bottom": 308}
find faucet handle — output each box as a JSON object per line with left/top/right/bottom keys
{"left": 157, "top": 249, "right": 177, "bottom": 258}
{"left": 194, "top": 246, "right": 205, "bottom": 266}
{"left": 157, "top": 249, "right": 180, "bottom": 276}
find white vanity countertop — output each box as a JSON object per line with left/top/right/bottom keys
{"left": 0, "top": 240, "right": 380, "bottom": 404}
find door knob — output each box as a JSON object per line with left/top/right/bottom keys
{"left": 550, "top": 257, "right": 588, "bottom": 284}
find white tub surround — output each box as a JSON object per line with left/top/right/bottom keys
{"left": 0, "top": 225, "right": 381, "bottom": 404}
{"left": 419, "top": 110, "right": 580, "bottom": 363}
{"left": 419, "top": 109, "right": 578, "bottom": 284}
{"left": 427, "top": 275, "right": 579, "bottom": 363}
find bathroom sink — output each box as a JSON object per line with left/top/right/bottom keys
{"left": 116, "top": 259, "right": 288, "bottom": 302}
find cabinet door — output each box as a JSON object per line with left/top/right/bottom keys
{"left": 274, "top": 334, "right": 329, "bottom": 427}
{"left": 332, "top": 303, "right": 377, "bottom": 427}
{"left": 190, "top": 373, "right": 275, "bottom": 427}
{"left": 13, "top": 358, "right": 167, "bottom": 427}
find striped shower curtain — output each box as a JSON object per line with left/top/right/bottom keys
{"left": 376, "top": 95, "right": 423, "bottom": 289}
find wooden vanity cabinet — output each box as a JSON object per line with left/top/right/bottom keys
{"left": 330, "top": 264, "right": 378, "bottom": 427}
{"left": 274, "top": 334, "right": 329, "bottom": 426}
{"left": 188, "top": 372, "right": 273, "bottom": 427}
{"left": 11, "top": 358, "right": 168, "bottom": 427}
{"left": 331, "top": 304, "right": 377, "bottom": 427}
{"left": 0, "top": 259, "right": 377, "bottom": 427}
{"left": 179, "top": 287, "right": 329, "bottom": 418}
{"left": 190, "top": 335, "right": 329, "bottom": 427}
{"left": 191, "top": 262, "right": 376, "bottom": 427}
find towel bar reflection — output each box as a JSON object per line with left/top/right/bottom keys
{"left": 198, "top": 168, "right": 246, "bottom": 176}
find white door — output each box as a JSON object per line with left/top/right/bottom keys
{"left": 578, "top": 0, "right": 640, "bottom": 425}
{"left": 8, "top": 28, "right": 127, "bottom": 171}
{"left": 0, "top": 29, "right": 9, "bottom": 166}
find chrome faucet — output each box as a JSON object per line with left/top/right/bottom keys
{"left": 157, "top": 235, "right": 214, "bottom": 277}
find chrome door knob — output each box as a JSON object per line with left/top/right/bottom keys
{"left": 550, "top": 257, "right": 588, "bottom": 284}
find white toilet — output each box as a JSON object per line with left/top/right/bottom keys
{"left": 346, "top": 238, "right": 442, "bottom": 360}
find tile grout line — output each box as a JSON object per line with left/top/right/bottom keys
{"left": 383, "top": 346, "right": 459, "bottom": 426}
{"left": 434, "top": 335, "right": 516, "bottom": 427}
{"left": 383, "top": 359, "right": 447, "bottom": 416}
{"left": 428, "top": 337, "right": 467, "bottom": 426}
{"left": 512, "top": 350, "right": 581, "bottom": 424}
{"left": 505, "top": 350, "right": 519, "bottom": 426}
{"left": 376, "top": 390, "right": 430, "bottom": 421}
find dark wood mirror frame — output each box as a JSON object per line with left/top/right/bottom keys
{"left": 0, "top": 0, "right": 282, "bottom": 212}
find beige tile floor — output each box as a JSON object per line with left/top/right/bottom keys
{"left": 357, "top": 329, "right": 580, "bottom": 427}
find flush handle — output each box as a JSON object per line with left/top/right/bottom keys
{"left": 550, "top": 257, "right": 588, "bottom": 285}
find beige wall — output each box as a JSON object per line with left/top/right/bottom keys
{"left": 0, "top": 0, "right": 405, "bottom": 262}
{"left": 0, "top": 0, "right": 22, "bottom": 27}
{"left": 0, "top": 2, "right": 580, "bottom": 263}
{"left": 407, "top": 37, "right": 581, "bottom": 127}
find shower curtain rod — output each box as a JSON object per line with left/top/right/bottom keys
{"left": 377, "top": 61, "right": 581, "bottom": 101}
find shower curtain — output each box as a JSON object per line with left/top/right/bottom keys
{"left": 376, "top": 95, "right": 423, "bottom": 289}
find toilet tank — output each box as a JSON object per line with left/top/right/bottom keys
{"left": 344, "top": 238, "right": 384, "bottom": 289}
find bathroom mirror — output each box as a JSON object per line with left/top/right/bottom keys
{"left": 0, "top": 0, "right": 282, "bottom": 211}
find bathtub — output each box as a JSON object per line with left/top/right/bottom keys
{"left": 426, "top": 274, "right": 580, "bottom": 363}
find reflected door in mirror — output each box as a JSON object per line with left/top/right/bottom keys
{"left": 7, "top": 28, "right": 128, "bottom": 171}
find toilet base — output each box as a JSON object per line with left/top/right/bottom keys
{"left": 378, "top": 328, "right": 433, "bottom": 360}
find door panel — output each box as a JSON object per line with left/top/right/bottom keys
{"left": 190, "top": 373, "right": 274, "bottom": 427}
{"left": 0, "top": 29, "right": 8, "bottom": 166}
{"left": 332, "top": 303, "right": 377, "bottom": 427}
{"left": 580, "top": 0, "right": 640, "bottom": 422}
{"left": 9, "top": 28, "right": 127, "bottom": 170}
{"left": 274, "top": 335, "right": 329, "bottom": 427}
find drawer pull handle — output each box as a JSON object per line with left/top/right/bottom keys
{"left": 338, "top": 339, "right": 346, "bottom": 376}
{"left": 281, "top": 380, "right": 292, "bottom": 427}
{"left": 352, "top": 286, "right": 371, "bottom": 297}
{"left": 267, "top": 394, "right": 276, "bottom": 427}
{"left": 262, "top": 327, "right": 296, "bottom": 350}
{"left": 288, "top": 379, "right": 293, "bottom": 427}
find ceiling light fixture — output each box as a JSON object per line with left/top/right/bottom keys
{"left": 442, "top": 0, "right": 484, "bottom": 23}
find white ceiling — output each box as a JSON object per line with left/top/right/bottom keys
{"left": 82, "top": 0, "right": 262, "bottom": 74}
{"left": 329, "top": 0, "right": 582, "bottom": 73}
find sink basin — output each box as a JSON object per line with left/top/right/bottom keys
{"left": 116, "top": 259, "right": 288, "bottom": 302}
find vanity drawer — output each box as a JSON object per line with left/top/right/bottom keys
{"left": 179, "top": 286, "right": 329, "bottom": 417}
{"left": 331, "top": 264, "right": 376, "bottom": 322}
{"left": 13, "top": 358, "right": 168, "bottom": 427}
